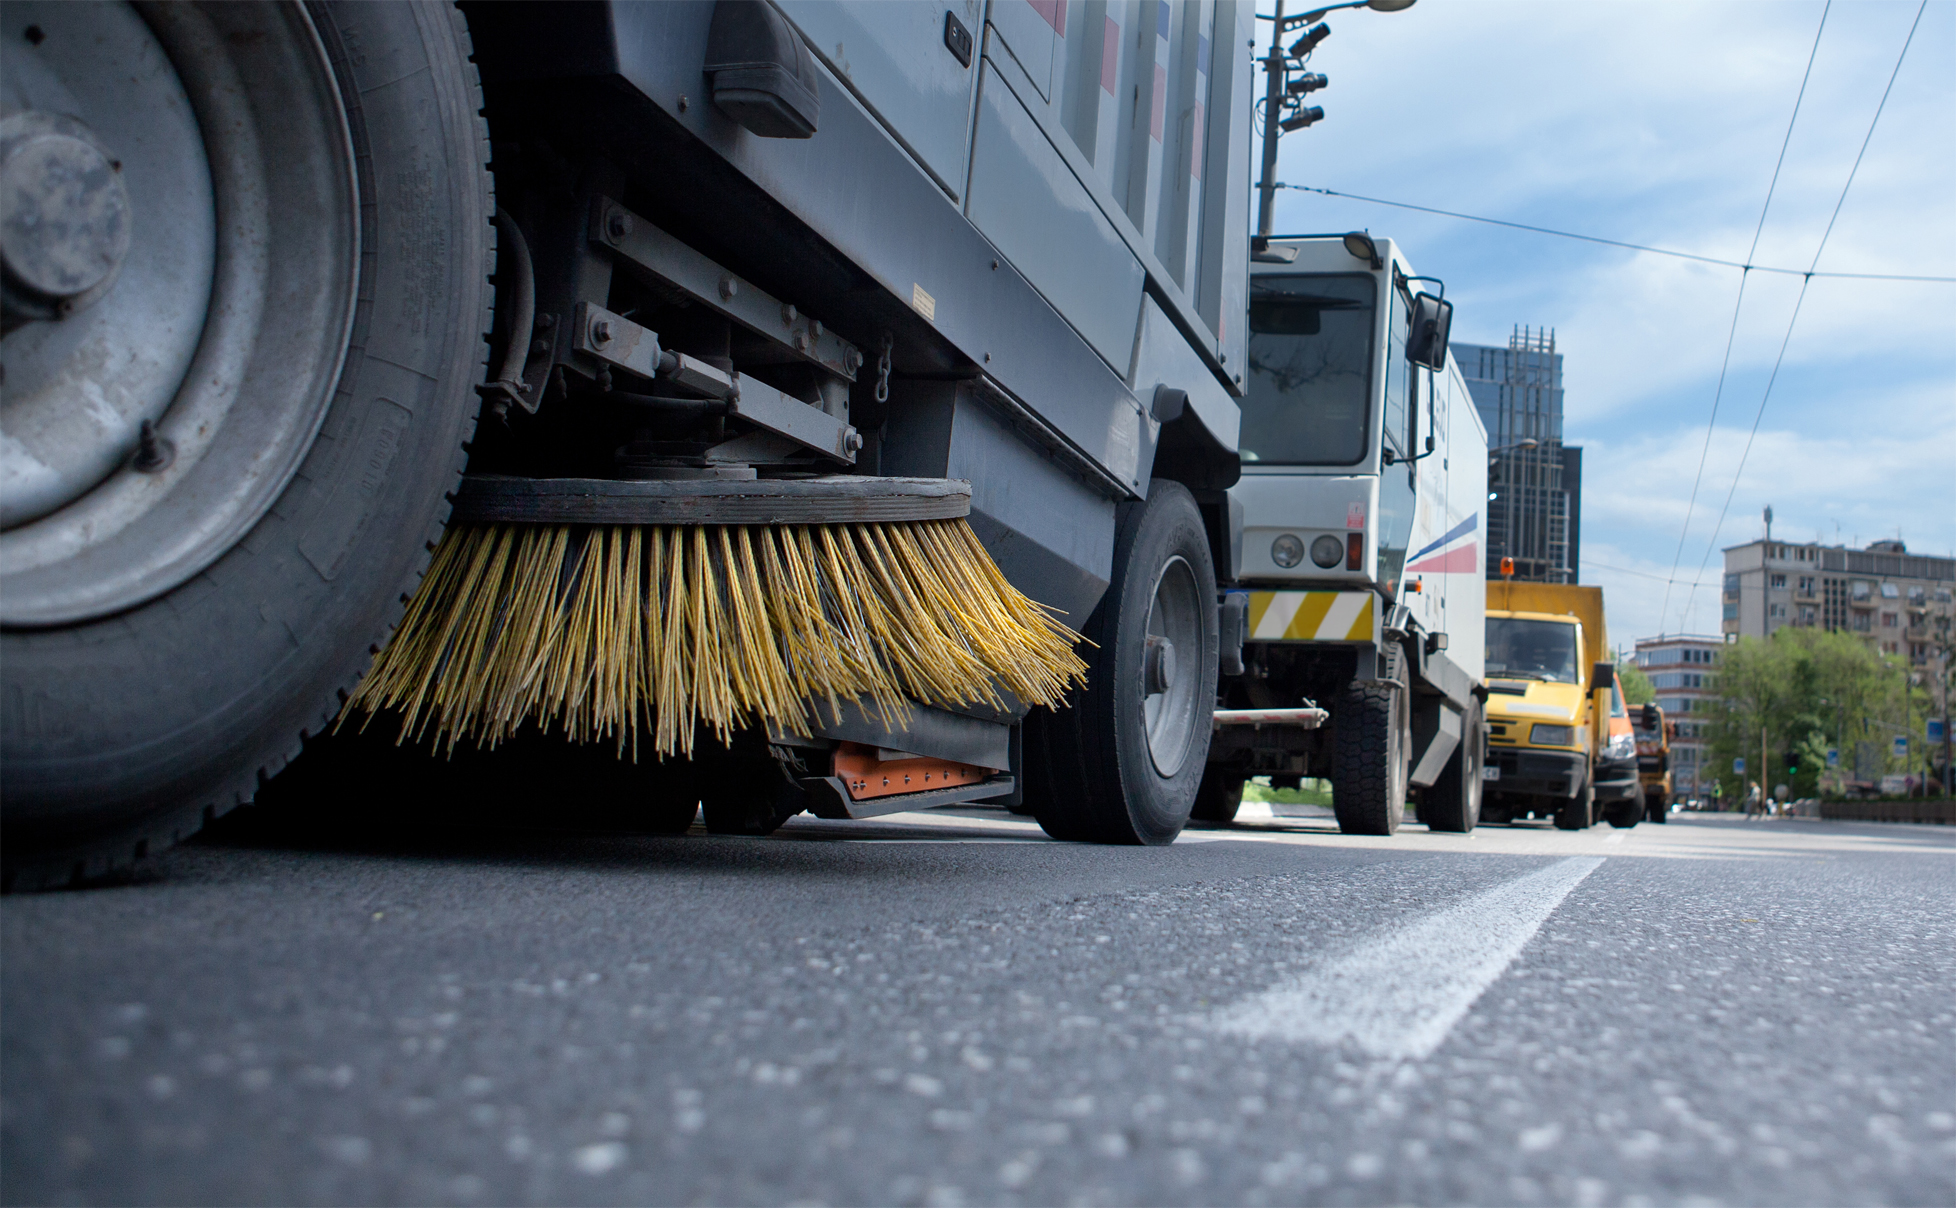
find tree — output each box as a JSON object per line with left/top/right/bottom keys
{"left": 1617, "top": 659, "right": 1656, "bottom": 706}
{"left": 1706, "top": 628, "right": 1908, "bottom": 801}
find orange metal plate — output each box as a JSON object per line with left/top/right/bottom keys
{"left": 831, "top": 741, "right": 996, "bottom": 802}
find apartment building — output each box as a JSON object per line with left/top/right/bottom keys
{"left": 1721, "top": 538, "right": 1955, "bottom": 671}
{"left": 1633, "top": 634, "right": 1723, "bottom": 798}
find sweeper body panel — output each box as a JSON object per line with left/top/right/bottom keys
{"left": 1197, "top": 235, "right": 1490, "bottom": 835}
{"left": 1, "top": 0, "right": 1257, "bottom": 886}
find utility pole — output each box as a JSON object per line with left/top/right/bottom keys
{"left": 1255, "top": 0, "right": 1287, "bottom": 240}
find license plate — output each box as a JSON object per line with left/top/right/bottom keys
{"left": 1482, "top": 766, "right": 1501, "bottom": 781}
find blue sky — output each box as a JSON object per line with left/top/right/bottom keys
{"left": 1256, "top": 0, "right": 1956, "bottom": 651}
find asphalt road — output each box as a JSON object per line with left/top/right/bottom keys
{"left": 4, "top": 802, "right": 1952, "bottom": 1207}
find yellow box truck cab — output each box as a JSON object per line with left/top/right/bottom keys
{"left": 1482, "top": 583, "right": 1641, "bottom": 829}
{"left": 1635, "top": 703, "right": 1674, "bottom": 823}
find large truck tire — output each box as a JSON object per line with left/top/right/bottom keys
{"left": 1330, "top": 668, "right": 1409, "bottom": 836}
{"left": 0, "top": 2, "right": 493, "bottom": 890}
{"left": 1189, "top": 766, "right": 1246, "bottom": 824}
{"left": 1554, "top": 778, "right": 1596, "bottom": 830}
{"left": 1424, "top": 699, "right": 1484, "bottom": 833}
{"left": 1029, "top": 483, "right": 1218, "bottom": 845}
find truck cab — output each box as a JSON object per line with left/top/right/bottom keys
{"left": 1634, "top": 703, "right": 1674, "bottom": 822}
{"left": 1199, "top": 234, "right": 1488, "bottom": 835}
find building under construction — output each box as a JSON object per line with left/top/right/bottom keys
{"left": 1456, "top": 327, "right": 1581, "bottom": 584}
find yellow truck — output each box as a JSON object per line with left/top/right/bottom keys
{"left": 1482, "top": 582, "right": 1642, "bottom": 829}
{"left": 1634, "top": 703, "right": 1674, "bottom": 823}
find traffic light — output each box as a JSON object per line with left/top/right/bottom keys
{"left": 1785, "top": 748, "right": 1801, "bottom": 776}
{"left": 1289, "top": 23, "right": 1330, "bottom": 59}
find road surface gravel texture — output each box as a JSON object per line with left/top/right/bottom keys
{"left": 3, "top": 802, "right": 1951, "bottom": 1207}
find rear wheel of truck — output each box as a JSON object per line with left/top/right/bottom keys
{"left": 1605, "top": 790, "right": 1643, "bottom": 829}
{"left": 1423, "top": 699, "right": 1484, "bottom": 833}
{"left": 0, "top": 1, "right": 494, "bottom": 890}
{"left": 1329, "top": 664, "right": 1410, "bottom": 836}
{"left": 1189, "top": 766, "right": 1246, "bottom": 824}
{"left": 1029, "top": 483, "right": 1218, "bottom": 845}
{"left": 1554, "top": 778, "right": 1596, "bottom": 830}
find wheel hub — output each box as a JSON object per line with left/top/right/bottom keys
{"left": 1141, "top": 555, "right": 1203, "bottom": 777}
{"left": 1143, "top": 635, "right": 1177, "bottom": 697}
{"left": 0, "top": 111, "right": 133, "bottom": 314}
{"left": 0, "top": 1, "right": 359, "bottom": 626}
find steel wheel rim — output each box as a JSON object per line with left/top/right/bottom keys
{"left": 0, "top": 1, "right": 359, "bottom": 626}
{"left": 1142, "top": 553, "right": 1203, "bottom": 777}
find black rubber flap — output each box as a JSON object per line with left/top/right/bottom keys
{"left": 452, "top": 476, "right": 972, "bottom": 526}
{"left": 704, "top": 0, "right": 820, "bottom": 138}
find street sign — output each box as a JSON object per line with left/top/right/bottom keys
{"left": 1733, "top": 757, "right": 1745, "bottom": 774}
{"left": 1929, "top": 718, "right": 1947, "bottom": 743}
{"left": 1826, "top": 747, "right": 1839, "bottom": 768}
{"left": 1893, "top": 736, "right": 1908, "bottom": 759}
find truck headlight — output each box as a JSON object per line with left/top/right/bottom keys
{"left": 1272, "top": 534, "right": 1304, "bottom": 568}
{"left": 1310, "top": 534, "right": 1343, "bottom": 568}
{"left": 1607, "top": 732, "right": 1636, "bottom": 759}
{"left": 1530, "top": 724, "right": 1574, "bottom": 746}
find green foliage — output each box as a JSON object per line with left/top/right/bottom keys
{"left": 1705, "top": 628, "right": 1927, "bottom": 802}
{"left": 1242, "top": 777, "right": 1334, "bottom": 806}
{"left": 1617, "top": 659, "right": 1657, "bottom": 706}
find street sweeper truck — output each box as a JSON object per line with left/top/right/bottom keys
{"left": 1, "top": 0, "right": 1260, "bottom": 886}
{"left": 1195, "top": 234, "right": 1490, "bottom": 834}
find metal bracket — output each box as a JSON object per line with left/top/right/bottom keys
{"left": 730, "top": 374, "right": 859, "bottom": 463}
{"left": 798, "top": 774, "right": 1017, "bottom": 819}
{"left": 590, "top": 196, "right": 860, "bottom": 382}
{"left": 572, "top": 302, "right": 664, "bottom": 381}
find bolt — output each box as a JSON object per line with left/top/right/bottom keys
{"left": 782, "top": 303, "right": 797, "bottom": 325}
{"left": 718, "top": 276, "right": 737, "bottom": 301}
{"left": 530, "top": 337, "right": 551, "bottom": 356}
{"left": 606, "top": 210, "right": 633, "bottom": 240}
{"left": 592, "top": 319, "right": 614, "bottom": 345}
{"left": 844, "top": 430, "right": 863, "bottom": 453}
{"left": 811, "top": 320, "right": 823, "bottom": 338}
{"left": 131, "top": 419, "right": 174, "bottom": 474}
{"left": 794, "top": 331, "right": 810, "bottom": 353}
{"left": 536, "top": 313, "right": 556, "bottom": 330}
{"left": 678, "top": 95, "right": 690, "bottom": 113}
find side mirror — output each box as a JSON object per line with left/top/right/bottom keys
{"left": 1591, "top": 662, "right": 1617, "bottom": 692}
{"left": 1405, "top": 292, "right": 1452, "bottom": 370}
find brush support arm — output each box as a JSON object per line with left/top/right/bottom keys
{"left": 450, "top": 474, "right": 972, "bottom": 526}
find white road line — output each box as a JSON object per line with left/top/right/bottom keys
{"left": 1208, "top": 856, "right": 1605, "bottom": 1060}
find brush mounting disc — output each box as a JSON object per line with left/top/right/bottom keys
{"left": 452, "top": 475, "right": 973, "bottom": 526}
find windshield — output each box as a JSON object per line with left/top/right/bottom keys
{"left": 1241, "top": 273, "right": 1374, "bottom": 465}
{"left": 1486, "top": 618, "right": 1581, "bottom": 684}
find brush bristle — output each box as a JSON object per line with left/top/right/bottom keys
{"left": 344, "top": 520, "right": 1088, "bottom": 756}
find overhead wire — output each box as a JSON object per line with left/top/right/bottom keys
{"left": 1660, "top": 1, "right": 1832, "bottom": 633}
{"left": 1273, "top": 184, "right": 1953, "bottom": 283}
{"left": 1679, "top": 0, "right": 1931, "bottom": 629}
